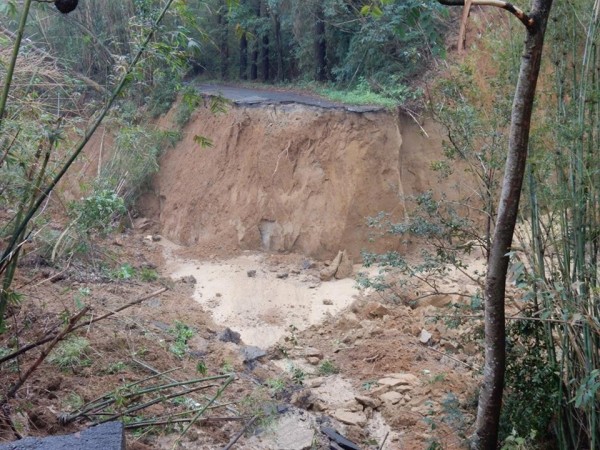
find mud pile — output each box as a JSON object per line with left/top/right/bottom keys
{"left": 140, "top": 101, "right": 457, "bottom": 259}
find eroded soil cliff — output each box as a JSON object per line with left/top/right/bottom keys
{"left": 139, "top": 101, "right": 461, "bottom": 260}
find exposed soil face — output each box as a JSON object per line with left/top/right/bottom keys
{"left": 139, "top": 101, "right": 465, "bottom": 260}
{"left": 2, "top": 94, "right": 483, "bottom": 450}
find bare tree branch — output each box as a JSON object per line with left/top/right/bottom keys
{"left": 437, "top": 0, "right": 534, "bottom": 28}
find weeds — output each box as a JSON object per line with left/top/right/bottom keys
{"left": 48, "top": 337, "right": 91, "bottom": 371}
{"left": 168, "top": 321, "right": 194, "bottom": 359}
{"left": 318, "top": 360, "right": 339, "bottom": 376}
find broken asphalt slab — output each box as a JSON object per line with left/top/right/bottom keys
{"left": 195, "top": 83, "right": 385, "bottom": 113}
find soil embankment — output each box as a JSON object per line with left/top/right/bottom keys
{"left": 140, "top": 95, "right": 461, "bottom": 260}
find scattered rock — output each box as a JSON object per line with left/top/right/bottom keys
{"left": 385, "top": 373, "right": 420, "bottom": 386}
{"left": 323, "top": 299, "right": 334, "bottom": 305}
{"left": 180, "top": 275, "right": 197, "bottom": 284}
{"left": 307, "top": 356, "right": 321, "bottom": 365}
{"left": 321, "top": 426, "right": 361, "bottom": 450}
{"left": 247, "top": 270, "right": 257, "bottom": 278}
{"left": 273, "top": 413, "right": 315, "bottom": 450}
{"left": 276, "top": 272, "right": 289, "bottom": 279}
{"left": 419, "top": 329, "right": 432, "bottom": 344}
{"left": 241, "top": 345, "right": 267, "bottom": 362}
{"left": 151, "top": 235, "right": 161, "bottom": 242}
{"left": 379, "top": 391, "right": 403, "bottom": 405}
{"left": 354, "top": 395, "right": 381, "bottom": 410}
{"left": 320, "top": 251, "right": 343, "bottom": 281}
{"left": 218, "top": 328, "right": 241, "bottom": 344}
{"left": 303, "top": 347, "right": 323, "bottom": 359}
{"left": 291, "top": 390, "right": 314, "bottom": 409}
{"left": 441, "top": 339, "right": 459, "bottom": 352}
{"left": 377, "top": 377, "right": 407, "bottom": 388}
{"left": 304, "top": 377, "right": 325, "bottom": 388}
{"left": 188, "top": 336, "right": 209, "bottom": 354}
{"left": 334, "top": 250, "right": 353, "bottom": 280}
{"left": 365, "top": 302, "right": 390, "bottom": 318}
{"left": 133, "top": 217, "right": 152, "bottom": 231}
{"left": 332, "top": 409, "right": 367, "bottom": 427}
{"left": 302, "top": 259, "right": 316, "bottom": 270}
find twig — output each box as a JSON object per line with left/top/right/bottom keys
{"left": 126, "top": 416, "right": 245, "bottom": 430}
{"left": 174, "top": 375, "right": 235, "bottom": 449}
{"left": 424, "top": 345, "right": 479, "bottom": 371}
{"left": 379, "top": 431, "right": 389, "bottom": 450}
{"left": 0, "top": 288, "right": 168, "bottom": 365}
{"left": 222, "top": 415, "right": 259, "bottom": 450}
{"left": 1, "top": 307, "right": 90, "bottom": 404}
{"left": 132, "top": 359, "right": 239, "bottom": 416}
{"left": 96, "top": 384, "right": 220, "bottom": 424}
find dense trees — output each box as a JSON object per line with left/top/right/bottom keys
{"left": 22, "top": 0, "right": 446, "bottom": 91}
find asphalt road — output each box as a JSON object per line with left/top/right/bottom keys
{"left": 195, "top": 83, "right": 384, "bottom": 113}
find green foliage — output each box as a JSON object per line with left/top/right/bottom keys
{"left": 318, "top": 360, "right": 339, "bottom": 376}
{"left": 168, "top": 321, "right": 194, "bottom": 359}
{"left": 174, "top": 86, "right": 202, "bottom": 127}
{"left": 318, "top": 77, "right": 416, "bottom": 108}
{"left": 195, "top": 361, "right": 208, "bottom": 375}
{"left": 266, "top": 377, "right": 285, "bottom": 394}
{"left": 113, "top": 263, "right": 136, "bottom": 280}
{"left": 104, "top": 361, "right": 127, "bottom": 375}
{"left": 48, "top": 337, "right": 91, "bottom": 371}
{"left": 138, "top": 267, "right": 159, "bottom": 282}
{"left": 70, "top": 189, "right": 126, "bottom": 235}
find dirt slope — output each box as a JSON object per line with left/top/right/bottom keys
{"left": 140, "top": 101, "right": 462, "bottom": 260}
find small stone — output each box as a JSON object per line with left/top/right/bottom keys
{"left": 307, "top": 356, "right": 321, "bottom": 365}
{"left": 303, "top": 347, "right": 323, "bottom": 359}
{"left": 241, "top": 345, "right": 266, "bottom": 362}
{"left": 181, "top": 275, "right": 197, "bottom": 284}
{"left": 334, "top": 250, "right": 353, "bottom": 279}
{"left": 419, "top": 329, "right": 432, "bottom": 344}
{"left": 355, "top": 395, "right": 381, "bottom": 409}
{"left": 377, "top": 377, "right": 406, "bottom": 388}
{"left": 247, "top": 270, "right": 257, "bottom": 278}
{"left": 218, "top": 328, "right": 241, "bottom": 344}
{"left": 386, "top": 373, "right": 420, "bottom": 385}
{"left": 305, "top": 377, "right": 324, "bottom": 388}
{"left": 133, "top": 217, "right": 152, "bottom": 230}
{"left": 320, "top": 251, "right": 343, "bottom": 281}
{"left": 366, "top": 302, "right": 390, "bottom": 318}
{"left": 323, "top": 299, "right": 334, "bottom": 305}
{"left": 379, "top": 391, "right": 403, "bottom": 405}
{"left": 277, "top": 273, "right": 289, "bottom": 279}
{"left": 151, "top": 235, "right": 161, "bottom": 242}
{"left": 332, "top": 409, "right": 367, "bottom": 427}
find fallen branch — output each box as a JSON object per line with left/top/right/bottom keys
{"left": 0, "top": 288, "right": 168, "bottom": 365}
{"left": 126, "top": 416, "right": 245, "bottom": 430}
{"left": 222, "top": 415, "right": 259, "bottom": 450}
{"left": 1, "top": 306, "right": 90, "bottom": 404}
{"left": 436, "top": 0, "right": 534, "bottom": 28}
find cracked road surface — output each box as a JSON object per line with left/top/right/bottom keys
{"left": 195, "top": 83, "right": 385, "bottom": 112}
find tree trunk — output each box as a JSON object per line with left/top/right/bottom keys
{"left": 273, "top": 12, "right": 283, "bottom": 81}
{"left": 239, "top": 32, "right": 248, "bottom": 80}
{"left": 250, "top": 0, "right": 260, "bottom": 81}
{"left": 260, "top": 0, "right": 269, "bottom": 82}
{"left": 473, "top": 0, "right": 553, "bottom": 448}
{"left": 218, "top": 3, "right": 229, "bottom": 80}
{"left": 314, "top": 5, "right": 326, "bottom": 82}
